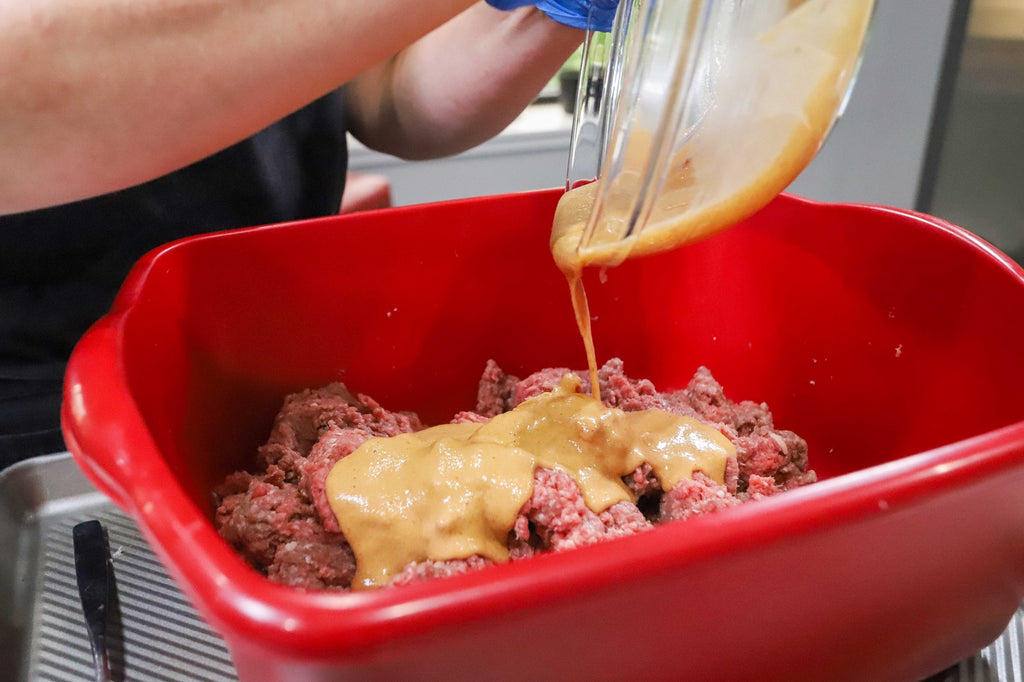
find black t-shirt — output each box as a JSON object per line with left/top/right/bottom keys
{"left": 0, "top": 89, "right": 348, "bottom": 466}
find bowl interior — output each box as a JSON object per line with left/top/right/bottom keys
{"left": 113, "top": 189, "right": 1024, "bottom": 516}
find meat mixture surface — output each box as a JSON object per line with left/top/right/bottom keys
{"left": 213, "top": 359, "right": 815, "bottom": 590}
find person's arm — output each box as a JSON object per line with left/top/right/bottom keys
{"left": 346, "top": 5, "right": 582, "bottom": 160}
{"left": 0, "top": 0, "right": 479, "bottom": 214}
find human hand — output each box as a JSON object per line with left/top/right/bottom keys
{"left": 485, "top": 0, "right": 620, "bottom": 32}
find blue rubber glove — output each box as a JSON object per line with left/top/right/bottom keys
{"left": 486, "top": 0, "right": 620, "bottom": 32}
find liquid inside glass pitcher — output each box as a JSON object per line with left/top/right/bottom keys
{"left": 553, "top": 0, "right": 876, "bottom": 274}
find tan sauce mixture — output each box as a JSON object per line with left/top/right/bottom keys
{"left": 326, "top": 374, "right": 733, "bottom": 589}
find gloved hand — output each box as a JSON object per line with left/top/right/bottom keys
{"left": 485, "top": 0, "right": 620, "bottom": 32}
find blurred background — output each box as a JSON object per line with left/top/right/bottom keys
{"left": 348, "top": 0, "right": 1023, "bottom": 264}
{"left": 923, "top": 0, "right": 1024, "bottom": 264}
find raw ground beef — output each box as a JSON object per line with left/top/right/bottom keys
{"left": 213, "top": 359, "right": 815, "bottom": 590}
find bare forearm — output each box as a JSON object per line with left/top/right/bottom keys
{"left": 0, "top": 0, "right": 476, "bottom": 214}
{"left": 347, "top": 5, "right": 582, "bottom": 160}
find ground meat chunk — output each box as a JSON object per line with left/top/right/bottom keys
{"left": 389, "top": 556, "right": 495, "bottom": 587}
{"left": 261, "top": 383, "right": 358, "bottom": 459}
{"left": 659, "top": 472, "right": 743, "bottom": 522}
{"left": 304, "top": 424, "right": 375, "bottom": 533}
{"left": 262, "top": 383, "right": 423, "bottom": 461}
{"left": 594, "top": 358, "right": 669, "bottom": 413}
{"left": 624, "top": 462, "right": 662, "bottom": 500}
{"left": 510, "top": 367, "right": 581, "bottom": 406}
{"left": 268, "top": 538, "right": 357, "bottom": 590}
{"left": 451, "top": 411, "right": 490, "bottom": 424}
{"left": 214, "top": 359, "right": 815, "bottom": 591}
{"left": 214, "top": 468, "right": 356, "bottom": 589}
{"left": 475, "top": 359, "right": 520, "bottom": 417}
{"left": 663, "top": 365, "right": 815, "bottom": 493}
{"left": 512, "top": 468, "right": 653, "bottom": 553}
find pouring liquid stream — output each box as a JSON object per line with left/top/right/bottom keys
{"left": 552, "top": 0, "right": 876, "bottom": 396}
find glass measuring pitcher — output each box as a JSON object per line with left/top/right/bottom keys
{"left": 553, "top": 0, "right": 876, "bottom": 274}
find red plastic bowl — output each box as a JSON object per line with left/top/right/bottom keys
{"left": 63, "top": 189, "right": 1024, "bottom": 682}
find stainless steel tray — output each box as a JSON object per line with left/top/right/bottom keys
{"left": 1, "top": 453, "right": 237, "bottom": 681}
{"left": 1, "top": 452, "right": 1021, "bottom": 682}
